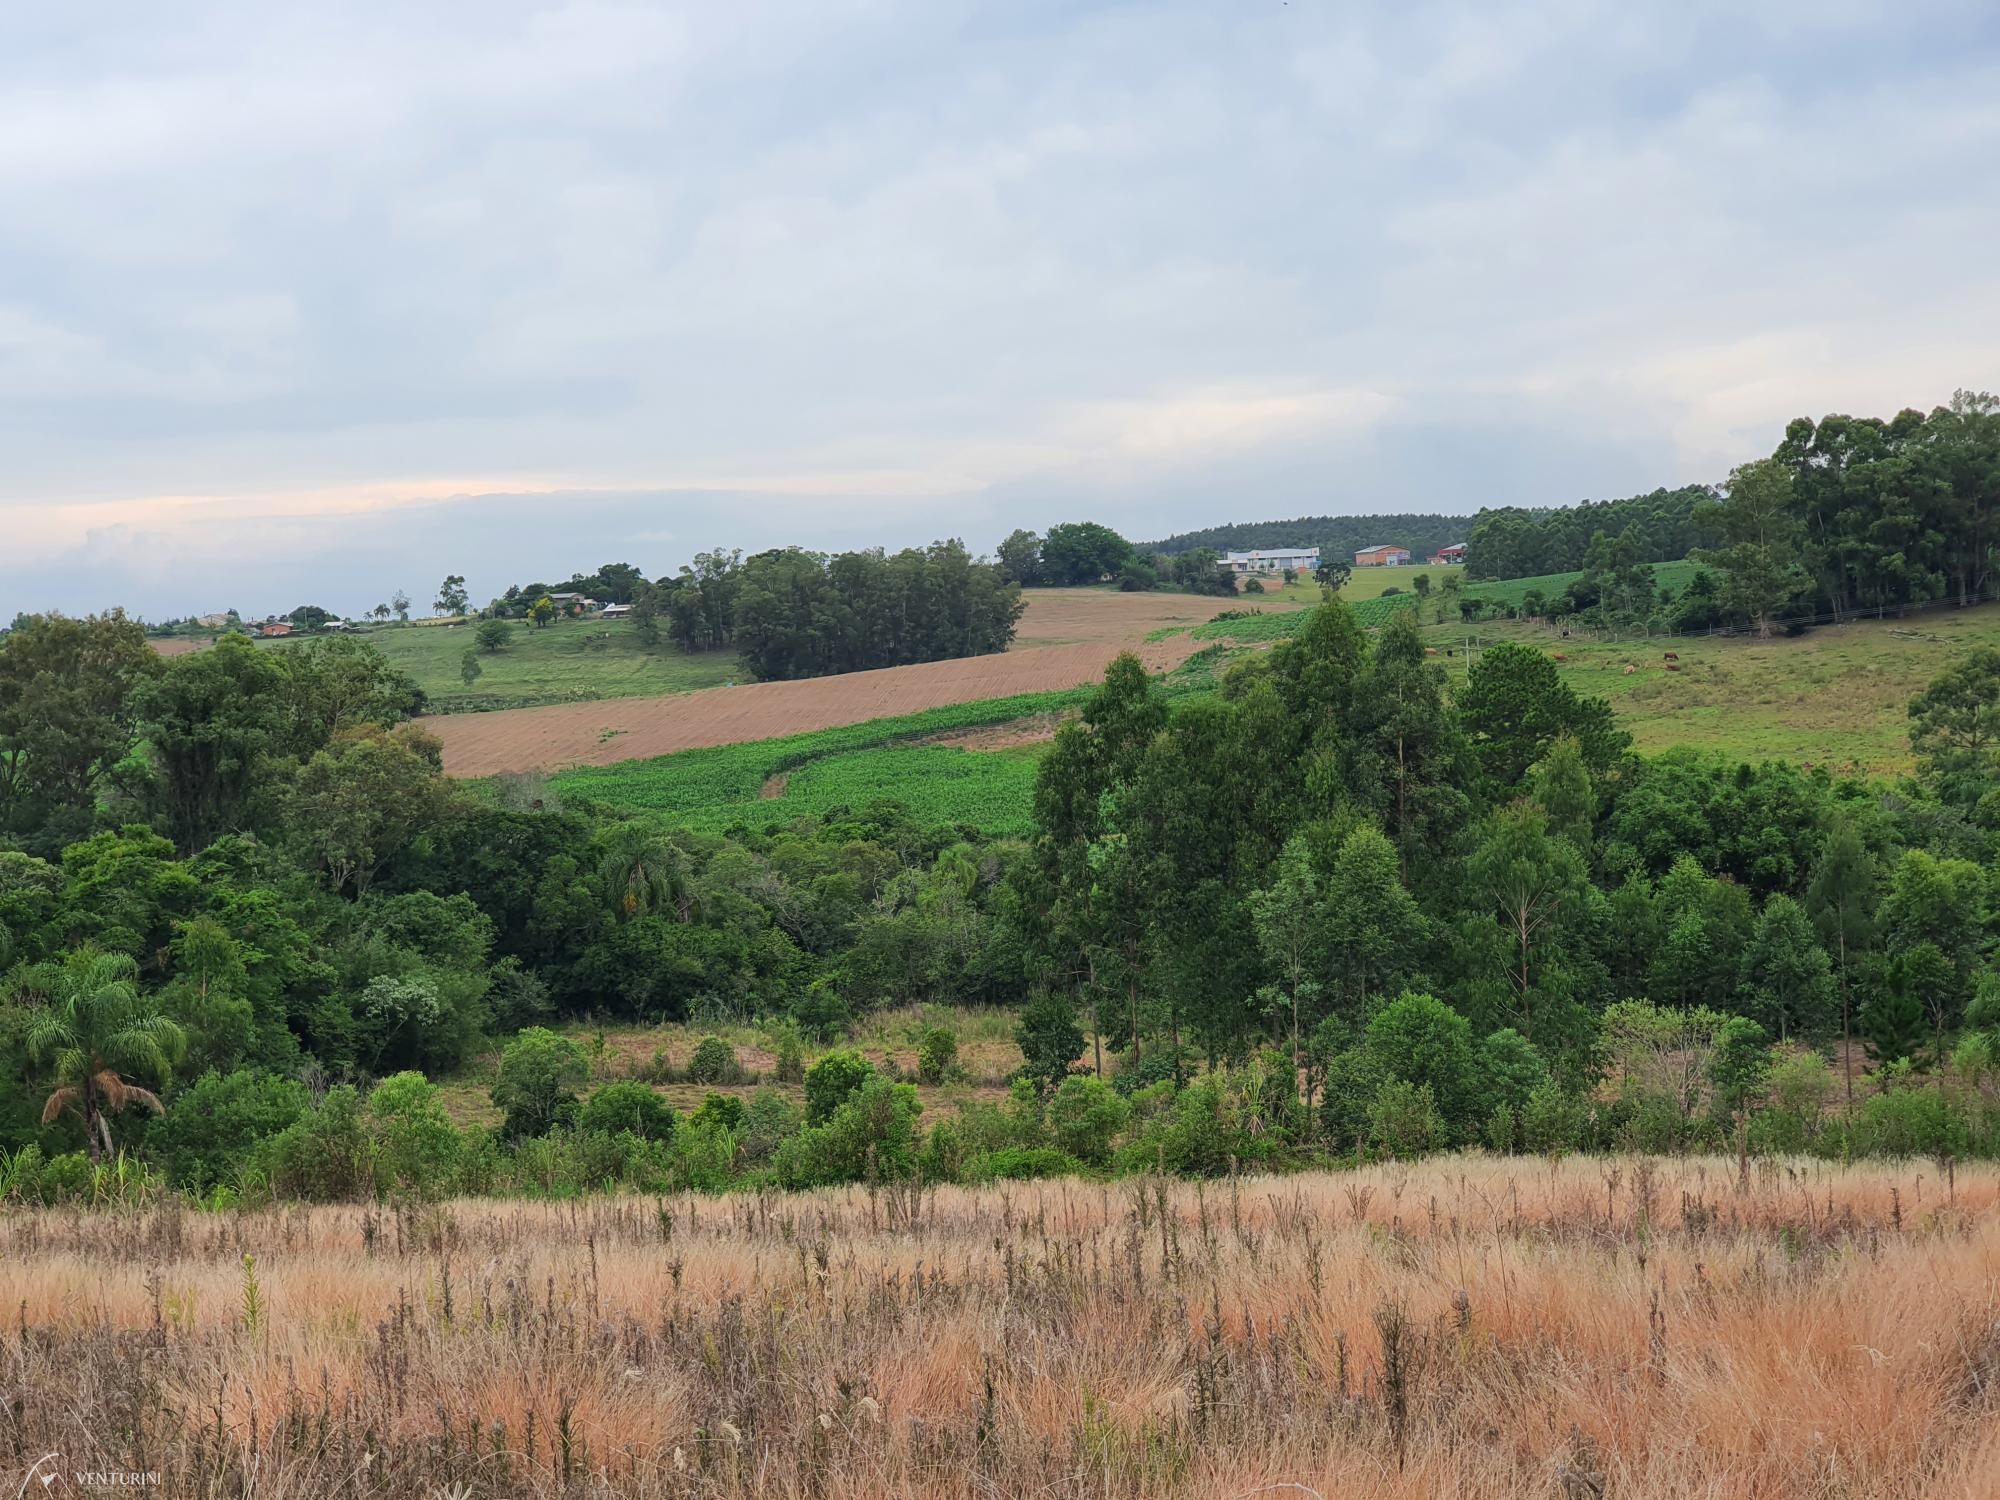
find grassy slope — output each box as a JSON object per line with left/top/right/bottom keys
{"left": 271, "top": 618, "right": 738, "bottom": 712}
{"left": 1461, "top": 602, "right": 2000, "bottom": 771}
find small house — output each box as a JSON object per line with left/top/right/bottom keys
{"left": 261, "top": 622, "right": 293, "bottom": 638}
{"left": 1427, "top": 543, "right": 1468, "bottom": 566}
{"left": 1354, "top": 545, "right": 1411, "bottom": 567}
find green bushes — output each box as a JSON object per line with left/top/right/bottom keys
{"left": 576, "top": 1081, "right": 677, "bottom": 1141}
{"left": 492, "top": 1028, "right": 588, "bottom": 1139}
{"left": 686, "top": 1036, "right": 743, "bottom": 1084}
{"left": 150, "top": 1069, "right": 309, "bottom": 1190}
{"left": 916, "top": 1026, "right": 958, "bottom": 1085}
{"left": 804, "top": 1050, "right": 875, "bottom": 1125}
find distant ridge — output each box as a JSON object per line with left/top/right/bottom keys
{"left": 1140, "top": 513, "right": 1469, "bottom": 560}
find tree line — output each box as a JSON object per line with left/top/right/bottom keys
{"left": 491, "top": 539, "right": 1024, "bottom": 679}
{"left": 1141, "top": 514, "right": 1469, "bottom": 563}
{"left": 997, "top": 522, "right": 1239, "bottom": 595}
{"left": 3, "top": 593, "right": 1999, "bottom": 1202}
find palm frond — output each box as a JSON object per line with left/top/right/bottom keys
{"left": 40, "top": 1086, "right": 80, "bottom": 1124}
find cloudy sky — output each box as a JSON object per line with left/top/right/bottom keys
{"left": 4, "top": 0, "right": 1997, "bottom": 619}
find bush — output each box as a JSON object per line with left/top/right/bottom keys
{"left": 1116, "top": 1076, "right": 1267, "bottom": 1177}
{"left": 917, "top": 1026, "right": 959, "bottom": 1085}
{"left": 1369, "top": 1079, "right": 1445, "bottom": 1158}
{"left": 804, "top": 1050, "right": 875, "bottom": 1126}
{"left": 1855, "top": 1081, "right": 1971, "bottom": 1159}
{"left": 775, "top": 1075, "right": 922, "bottom": 1188}
{"left": 369, "top": 1072, "right": 464, "bottom": 1198}
{"left": 1015, "top": 992, "right": 1084, "bottom": 1095}
{"left": 475, "top": 619, "right": 512, "bottom": 653}
{"left": 1520, "top": 1079, "right": 1586, "bottom": 1158}
{"left": 1243, "top": 577, "right": 1266, "bottom": 594}
{"left": 771, "top": 1022, "right": 806, "bottom": 1084}
{"left": 492, "top": 1028, "right": 589, "bottom": 1139}
{"left": 1046, "top": 1074, "right": 1130, "bottom": 1166}
{"left": 262, "top": 1086, "right": 375, "bottom": 1201}
{"left": 151, "top": 1069, "right": 310, "bottom": 1191}
{"left": 577, "top": 1081, "right": 677, "bottom": 1141}
{"left": 1364, "top": 994, "right": 1477, "bottom": 1141}
{"left": 687, "top": 1036, "right": 743, "bottom": 1085}
{"left": 690, "top": 1092, "right": 746, "bottom": 1133}
{"left": 965, "top": 1146, "right": 1085, "bottom": 1182}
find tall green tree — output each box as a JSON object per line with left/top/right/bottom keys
{"left": 1737, "top": 895, "right": 1836, "bottom": 1042}
{"left": 1907, "top": 648, "right": 2000, "bottom": 810}
{"left": 1693, "top": 458, "right": 1810, "bottom": 636}
{"left": 1465, "top": 804, "right": 1590, "bottom": 1040}
{"left": 1806, "top": 822, "right": 1877, "bottom": 1113}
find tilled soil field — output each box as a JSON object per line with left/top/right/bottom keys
{"left": 426, "top": 635, "right": 1204, "bottom": 775}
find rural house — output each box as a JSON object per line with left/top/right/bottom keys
{"left": 1427, "top": 543, "right": 1468, "bottom": 565}
{"left": 1224, "top": 547, "right": 1320, "bottom": 576}
{"left": 260, "top": 622, "right": 292, "bottom": 637}
{"left": 1354, "top": 545, "right": 1411, "bottom": 567}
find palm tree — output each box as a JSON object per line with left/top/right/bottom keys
{"left": 15, "top": 948, "right": 186, "bottom": 1161}
{"left": 597, "top": 828, "right": 700, "bottom": 922}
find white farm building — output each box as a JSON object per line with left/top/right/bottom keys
{"left": 1223, "top": 547, "right": 1320, "bottom": 575}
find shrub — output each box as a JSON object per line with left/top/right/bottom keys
{"left": 687, "top": 1036, "right": 743, "bottom": 1085}
{"left": 262, "top": 1086, "right": 375, "bottom": 1202}
{"left": 775, "top": 1075, "right": 922, "bottom": 1188}
{"left": 965, "top": 1146, "right": 1084, "bottom": 1182}
{"left": 1364, "top": 993, "right": 1476, "bottom": 1139}
{"left": 1116, "top": 1076, "right": 1267, "bottom": 1177}
{"left": 577, "top": 1081, "right": 677, "bottom": 1141}
{"left": 1520, "top": 1079, "right": 1586, "bottom": 1158}
{"left": 1856, "top": 1080, "right": 1971, "bottom": 1159}
{"left": 690, "top": 1092, "right": 746, "bottom": 1133}
{"left": 737, "top": 1088, "right": 799, "bottom": 1166}
{"left": 771, "top": 1022, "right": 806, "bottom": 1083}
{"left": 369, "top": 1072, "right": 463, "bottom": 1198}
{"left": 1369, "top": 1079, "right": 1445, "bottom": 1158}
{"left": 474, "top": 619, "right": 512, "bottom": 654}
{"left": 917, "top": 1026, "right": 959, "bottom": 1085}
{"left": 1046, "top": 1074, "right": 1130, "bottom": 1166}
{"left": 492, "top": 1028, "right": 588, "bottom": 1139}
{"left": 1484, "top": 1101, "right": 1517, "bottom": 1153}
{"left": 1243, "top": 577, "right": 1266, "bottom": 594}
{"left": 804, "top": 1050, "right": 875, "bottom": 1126}
{"left": 151, "top": 1069, "right": 310, "bottom": 1191}
{"left": 1015, "top": 992, "right": 1083, "bottom": 1095}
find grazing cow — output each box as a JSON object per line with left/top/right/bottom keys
{"left": 1624, "top": 664, "right": 1636, "bottom": 675}
{"left": 1665, "top": 662, "right": 1682, "bottom": 672}
{"left": 1425, "top": 647, "right": 1440, "bottom": 657}
{"left": 1552, "top": 653, "right": 1568, "bottom": 663}
{"left": 1663, "top": 651, "right": 1679, "bottom": 661}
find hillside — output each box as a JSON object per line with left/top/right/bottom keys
{"left": 1139, "top": 512, "right": 1469, "bottom": 559}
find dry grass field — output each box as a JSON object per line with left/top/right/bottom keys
{"left": 6, "top": 1156, "right": 1998, "bottom": 1498}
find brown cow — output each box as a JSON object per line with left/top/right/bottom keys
{"left": 1663, "top": 651, "right": 1679, "bottom": 661}
{"left": 1552, "top": 653, "right": 1568, "bottom": 663}
{"left": 1623, "top": 664, "right": 1636, "bottom": 675}
{"left": 1665, "top": 662, "right": 1682, "bottom": 672}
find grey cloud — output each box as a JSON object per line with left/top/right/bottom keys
{"left": 2, "top": 0, "right": 1997, "bottom": 615}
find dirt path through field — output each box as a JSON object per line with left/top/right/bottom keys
{"left": 426, "top": 635, "right": 1206, "bottom": 775}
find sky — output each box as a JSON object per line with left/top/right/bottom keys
{"left": 3, "top": 1, "right": 1998, "bottom": 621}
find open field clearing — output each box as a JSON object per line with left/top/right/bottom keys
{"left": 1012, "top": 585, "right": 1298, "bottom": 645}
{"left": 430, "top": 636, "right": 1200, "bottom": 776}
{"left": 1465, "top": 600, "right": 2000, "bottom": 771}
{"left": 7, "top": 1157, "right": 1998, "bottom": 1499}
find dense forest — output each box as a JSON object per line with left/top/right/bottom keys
{"left": 2, "top": 578, "right": 1998, "bottom": 1202}
{"left": 492, "top": 539, "right": 1023, "bottom": 680}
{"left": 1140, "top": 514, "right": 1469, "bottom": 561}
{"left": 1464, "top": 486, "right": 1712, "bottom": 582}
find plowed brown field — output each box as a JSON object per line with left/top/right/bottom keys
{"left": 427, "top": 635, "right": 1204, "bottom": 775}
{"left": 424, "top": 587, "right": 1299, "bottom": 776}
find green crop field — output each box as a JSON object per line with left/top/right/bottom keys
{"left": 268, "top": 617, "right": 737, "bottom": 712}
{"left": 549, "top": 687, "right": 1096, "bottom": 824}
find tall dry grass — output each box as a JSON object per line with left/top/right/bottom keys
{"left": 4, "top": 1155, "right": 1999, "bottom": 1497}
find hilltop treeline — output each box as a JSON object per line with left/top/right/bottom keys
{"left": 4, "top": 592, "right": 2000, "bottom": 1203}
{"left": 1470, "top": 392, "right": 1999, "bottom": 619}
{"left": 1465, "top": 486, "right": 1711, "bottom": 581}
{"left": 1141, "top": 513, "right": 1467, "bottom": 561}
{"left": 493, "top": 539, "right": 1023, "bottom": 680}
